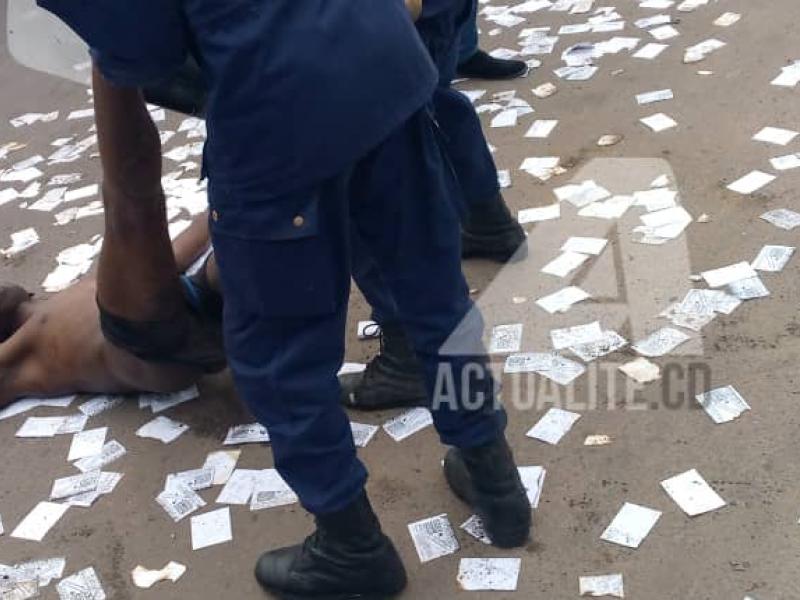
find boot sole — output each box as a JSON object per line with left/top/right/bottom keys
{"left": 461, "top": 234, "right": 529, "bottom": 264}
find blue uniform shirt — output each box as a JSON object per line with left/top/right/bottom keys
{"left": 38, "top": 0, "right": 438, "bottom": 195}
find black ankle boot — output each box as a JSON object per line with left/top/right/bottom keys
{"left": 443, "top": 436, "right": 532, "bottom": 548}
{"left": 457, "top": 50, "right": 528, "bottom": 80}
{"left": 255, "top": 492, "right": 407, "bottom": 600}
{"left": 341, "top": 323, "right": 428, "bottom": 411}
{"left": 461, "top": 194, "right": 528, "bottom": 263}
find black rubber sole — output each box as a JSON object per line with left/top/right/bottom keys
{"left": 461, "top": 232, "right": 529, "bottom": 264}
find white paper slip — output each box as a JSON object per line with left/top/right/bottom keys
{"left": 338, "top": 362, "right": 367, "bottom": 377}
{"left": 633, "top": 327, "right": 691, "bottom": 357}
{"left": 620, "top": 357, "right": 661, "bottom": 383}
{"left": 554, "top": 180, "right": 611, "bottom": 208}
{"left": 684, "top": 38, "right": 726, "bottom": 63}
{"left": 661, "top": 468, "right": 726, "bottom": 516}
{"left": 525, "top": 119, "right": 558, "bottom": 139}
{"left": 526, "top": 408, "right": 581, "bottom": 445}
{"left": 136, "top": 416, "right": 189, "bottom": 444}
{"left": 250, "top": 470, "right": 298, "bottom": 511}
{"left": 490, "top": 109, "right": 518, "bottom": 128}
{"left": 518, "top": 203, "right": 560, "bottom": 223}
{"left": 536, "top": 286, "right": 590, "bottom": 314}
{"left": 2, "top": 167, "right": 43, "bottom": 184}
{"left": 157, "top": 484, "right": 207, "bottom": 522}
{"left": 542, "top": 251, "right": 590, "bottom": 277}
{"left": 562, "top": 236, "right": 607, "bottom": 255}
{"left": 695, "top": 386, "right": 750, "bottom": 424}
{"left": 634, "top": 15, "right": 669, "bottom": 30}
{"left": 551, "top": 321, "right": 604, "bottom": 350}
{"left": 753, "top": 126, "right": 798, "bottom": 146}
{"left": 67, "top": 108, "right": 94, "bottom": 120}
{"left": 407, "top": 514, "right": 459, "bottom": 563}
{"left": 350, "top": 422, "right": 380, "bottom": 448}
{"left": 600, "top": 502, "right": 662, "bottom": 548}
{"left": 649, "top": 24, "right": 679, "bottom": 40}
{"left": 1, "top": 227, "right": 39, "bottom": 258}
{"left": 224, "top": 423, "right": 270, "bottom": 445}
{"left": 727, "top": 171, "right": 775, "bottom": 195}
{"left": 634, "top": 42, "right": 668, "bottom": 59}
{"left": 570, "top": 330, "right": 627, "bottom": 362}
{"left": 131, "top": 562, "right": 187, "bottom": 589}
{"left": 579, "top": 574, "right": 624, "bottom": 598}
{"left": 640, "top": 0, "right": 673, "bottom": 8}
{"left": 142, "top": 386, "right": 199, "bottom": 413}
{"left": 505, "top": 353, "right": 587, "bottom": 386}
{"left": 203, "top": 450, "right": 241, "bottom": 486}
{"left": 497, "top": 169, "right": 511, "bottom": 189}
{"left": 166, "top": 468, "right": 216, "bottom": 492}
{"left": 701, "top": 262, "right": 758, "bottom": 287}
{"left": 383, "top": 407, "right": 433, "bottom": 442}
{"left": 216, "top": 469, "right": 262, "bottom": 505}
{"left": 460, "top": 515, "right": 491, "bottom": 545}
{"left": 78, "top": 395, "right": 123, "bottom": 417}
{"left": 0, "top": 557, "right": 67, "bottom": 587}
{"left": 518, "top": 466, "right": 546, "bottom": 508}
{"left": 191, "top": 508, "right": 233, "bottom": 550}
{"left": 11, "top": 502, "right": 70, "bottom": 541}
{"left": 64, "top": 472, "right": 123, "bottom": 507}
{"left": 584, "top": 434, "right": 613, "bottom": 446}
{"left": 51, "top": 471, "right": 101, "bottom": 500}
{"left": 16, "top": 416, "right": 67, "bottom": 438}
{"left": 636, "top": 89, "right": 673, "bottom": 105}
{"left": 728, "top": 277, "right": 770, "bottom": 300}
{"left": 56, "top": 567, "right": 105, "bottom": 600}
{"left": 55, "top": 414, "right": 89, "bottom": 435}
{"left": 457, "top": 558, "right": 521, "bottom": 591}
{"left": 772, "top": 62, "right": 800, "bottom": 88}
{"left": 63, "top": 184, "right": 98, "bottom": 203}
{"left": 714, "top": 12, "right": 740, "bottom": 27}
{"left": 633, "top": 187, "right": 677, "bottom": 211}
{"left": 770, "top": 153, "right": 800, "bottom": 171}
{"left": 752, "top": 245, "right": 794, "bottom": 272}
{"left": 579, "top": 195, "right": 634, "bottom": 219}
{"left": 761, "top": 208, "right": 800, "bottom": 230}
{"left": 489, "top": 323, "right": 523, "bottom": 354}
{"left": 640, "top": 113, "right": 677, "bottom": 132}
{"left": 356, "top": 320, "right": 381, "bottom": 340}
{"left": 74, "top": 440, "right": 127, "bottom": 473}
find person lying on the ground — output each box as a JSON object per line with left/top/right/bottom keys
{"left": 0, "top": 213, "right": 224, "bottom": 408}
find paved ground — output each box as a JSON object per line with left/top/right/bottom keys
{"left": 2, "top": 0, "right": 800, "bottom": 598}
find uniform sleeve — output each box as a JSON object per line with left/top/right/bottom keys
{"left": 37, "top": 0, "right": 188, "bottom": 87}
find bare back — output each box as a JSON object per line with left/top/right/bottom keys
{"left": 1, "top": 277, "right": 203, "bottom": 404}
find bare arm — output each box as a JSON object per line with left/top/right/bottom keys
{"left": 171, "top": 213, "right": 211, "bottom": 273}
{"left": 92, "top": 66, "right": 184, "bottom": 320}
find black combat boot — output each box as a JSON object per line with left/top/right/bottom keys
{"left": 255, "top": 492, "right": 407, "bottom": 600}
{"left": 341, "top": 323, "right": 428, "bottom": 411}
{"left": 443, "top": 436, "right": 532, "bottom": 548}
{"left": 461, "top": 194, "right": 528, "bottom": 263}
{"left": 457, "top": 50, "right": 528, "bottom": 80}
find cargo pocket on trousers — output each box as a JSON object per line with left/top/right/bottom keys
{"left": 208, "top": 187, "right": 339, "bottom": 318}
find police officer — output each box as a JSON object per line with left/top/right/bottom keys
{"left": 39, "top": 1, "right": 531, "bottom": 598}
{"left": 343, "top": 0, "right": 528, "bottom": 412}
{"left": 456, "top": 0, "right": 529, "bottom": 80}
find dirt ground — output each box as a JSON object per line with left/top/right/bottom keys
{"left": 2, "top": 0, "right": 800, "bottom": 598}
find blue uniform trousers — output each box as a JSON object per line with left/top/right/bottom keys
{"left": 209, "top": 109, "right": 506, "bottom": 515}
{"left": 354, "top": 0, "right": 499, "bottom": 326}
